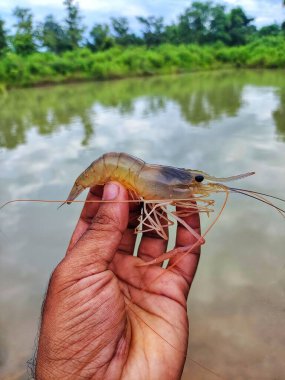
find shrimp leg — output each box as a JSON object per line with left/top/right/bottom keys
{"left": 137, "top": 190, "right": 229, "bottom": 267}
{"left": 136, "top": 203, "right": 204, "bottom": 267}
{"left": 136, "top": 201, "right": 173, "bottom": 239}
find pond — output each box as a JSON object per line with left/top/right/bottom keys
{"left": 0, "top": 70, "right": 285, "bottom": 379}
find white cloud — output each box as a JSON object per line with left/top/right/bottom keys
{"left": 1, "top": 0, "right": 284, "bottom": 28}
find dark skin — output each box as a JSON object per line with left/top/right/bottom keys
{"left": 35, "top": 182, "right": 201, "bottom": 380}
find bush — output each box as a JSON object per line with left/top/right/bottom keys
{"left": 0, "top": 36, "right": 285, "bottom": 88}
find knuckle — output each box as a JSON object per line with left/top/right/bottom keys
{"left": 91, "top": 212, "right": 121, "bottom": 234}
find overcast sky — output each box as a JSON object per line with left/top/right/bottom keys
{"left": 1, "top": 0, "right": 284, "bottom": 31}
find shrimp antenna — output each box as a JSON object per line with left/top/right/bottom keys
{"left": 0, "top": 199, "right": 80, "bottom": 210}
{"left": 205, "top": 171, "right": 255, "bottom": 182}
{"left": 229, "top": 187, "right": 285, "bottom": 203}
{"left": 229, "top": 188, "right": 285, "bottom": 217}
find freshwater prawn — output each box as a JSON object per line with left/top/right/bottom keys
{"left": 61, "top": 152, "right": 285, "bottom": 267}
{"left": 3, "top": 151, "right": 284, "bottom": 266}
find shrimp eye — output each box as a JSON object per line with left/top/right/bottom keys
{"left": 195, "top": 175, "right": 204, "bottom": 183}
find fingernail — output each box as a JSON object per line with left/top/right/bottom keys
{"left": 103, "top": 183, "right": 119, "bottom": 200}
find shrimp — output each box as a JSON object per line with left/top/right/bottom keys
{"left": 62, "top": 152, "right": 285, "bottom": 266}
{"left": 2, "top": 150, "right": 285, "bottom": 265}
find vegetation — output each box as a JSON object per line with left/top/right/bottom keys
{"left": 1, "top": 37, "right": 285, "bottom": 87}
{"left": 0, "top": 0, "right": 284, "bottom": 87}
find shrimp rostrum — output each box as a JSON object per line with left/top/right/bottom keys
{"left": 63, "top": 152, "right": 285, "bottom": 266}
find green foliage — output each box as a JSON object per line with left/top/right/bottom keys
{"left": 178, "top": 1, "right": 212, "bottom": 44}
{"left": 0, "top": 18, "right": 7, "bottom": 54}
{"left": 1, "top": 0, "right": 285, "bottom": 59}
{"left": 11, "top": 7, "right": 36, "bottom": 55}
{"left": 164, "top": 24, "right": 180, "bottom": 45}
{"left": 88, "top": 24, "right": 114, "bottom": 52}
{"left": 37, "top": 15, "right": 69, "bottom": 53}
{"left": 227, "top": 7, "right": 255, "bottom": 45}
{"left": 209, "top": 5, "right": 230, "bottom": 44}
{"left": 259, "top": 24, "right": 281, "bottom": 37}
{"left": 137, "top": 16, "right": 165, "bottom": 46}
{"left": 111, "top": 17, "right": 140, "bottom": 46}
{"left": 0, "top": 0, "right": 285, "bottom": 87}
{"left": 63, "top": 0, "right": 84, "bottom": 49}
{"left": 1, "top": 37, "right": 285, "bottom": 88}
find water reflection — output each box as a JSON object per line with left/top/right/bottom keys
{"left": 273, "top": 87, "right": 285, "bottom": 142}
{"left": 2, "top": 70, "right": 285, "bottom": 150}
{"left": 0, "top": 86, "right": 97, "bottom": 149}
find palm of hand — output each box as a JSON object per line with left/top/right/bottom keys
{"left": 36, "top": 184, "right": 200, "bottom": 380}
{"left": 107, "top": 251, "right": 190, "bottom": 380}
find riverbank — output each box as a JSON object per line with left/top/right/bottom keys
{"left": 0, "top": 36, "right": 284, "bottom": 89}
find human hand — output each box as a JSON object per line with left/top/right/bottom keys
{"left": 35, "top": 182, "right": 201, "bottom": 380}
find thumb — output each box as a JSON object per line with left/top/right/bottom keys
{"left": 68, "top": 182, "right": 129, "bottom": 272}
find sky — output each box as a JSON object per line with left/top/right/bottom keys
{"left": 1, "top": 0, "right": 284, "bottom": 31}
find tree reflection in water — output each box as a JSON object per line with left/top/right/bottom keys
{"left": 0, "top": 70, "right": 285, "bottom": 150}
{"left": 273, "top": 87, "right": 285, "bottom": 142}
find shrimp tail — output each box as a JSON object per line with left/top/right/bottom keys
{"left": 188, "top": 169, "right": 255, "bottom": 182}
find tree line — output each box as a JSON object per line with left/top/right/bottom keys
{"left": 0, "top": 0, "right": 285, "bottom": 56}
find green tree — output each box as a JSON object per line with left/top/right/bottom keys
{"left": 111, "top": 17, "right": 128, "bottom": 41}
{"left": 63, "top": 0, "right": 84, "bottom": 49}
{"left": 88, "top": 24, "right": 114, "bottom": 51}
{"left": 164, "top": 23, "right": 180, "bottom": 44}
{"left": 111, "top": 17, "right": 139, "bottom": 45}
{"left": 137, "top": 16, "right": 165, "bottom": 46}
{"left": 281, "top": 21, "right": 285, "bottom": 35}
{"left": 178, "top": 1, "right": 212, "bottom": 44}
{"left": 37, "top": 15, "right": 69, "bottom": 53}
{"left": 0, "top": 18, "right": 7, "bottom": 54}
{"left": 227, "top": 7, "right": 255, "bottom": 45}
{"left": 12, "top": 7, "right": 36, "bottom": 55}
{"left": 209, "top": 4, "right": 230, "bottom": 44}
{"left": 259, "top": 24, "right": 281, "bottom": 37}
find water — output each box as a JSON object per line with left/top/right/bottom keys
{"left": 0, "top": 70, "right": 285, "bottom": 379}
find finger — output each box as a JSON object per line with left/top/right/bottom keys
{"left": 68, "top": 187, "right": 140, "bottom": 255}
{"left": 67, "top": 186, "right": 103, "bottom": 253}
{"left": 118, "top": 228, "right": 137, "bottom": 255}
{"left": 169, "top": 208, "right": 201, "bottom": 287}
{"left": 118, "top": 202, "right": 141, "bottom": 255}
{"left": 67, "top": 182, "right": 129, "bottom": 272}
{"left": 137, "top": 205, "right": 169, "bottom": 265}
